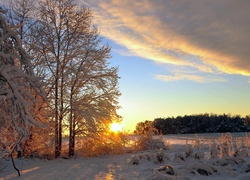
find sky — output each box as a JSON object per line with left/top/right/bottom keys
{"left": 80, "top": 0, "right": 250, "bottom": 132}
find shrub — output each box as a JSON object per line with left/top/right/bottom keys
{"left": 76, "top": 131, "right": 130, "bottom": 157}
{"left": 133, "top": 127, "right": 167, "bottom": 151}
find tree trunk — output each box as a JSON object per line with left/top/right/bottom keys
{"left": 54, "top": 63, "right": 60, "bottom": 158}
{"left": 68, "top": 108, "right": 73, "bottom": 157}
{"left": 58, "top": 66, "right": 64, "bottom": 156}
{"left": 58, "top": 116, "right": 62, "bottom": 156}
{"left": 68, "top": 93, "right": 74, "bottom": 157}
{"left": 72, "top": 115, "right": 76, "bottom": 156}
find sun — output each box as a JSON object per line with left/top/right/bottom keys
{"left": 110, "top": 122, "right": 123, "bottom": 133}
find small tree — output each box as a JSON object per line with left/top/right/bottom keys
{"left": 134, "top": 120, "right": 153, "bottom": 134}
{"left": 244, "top": 115, "right": 250, "bottom": 126}
{"left": 0, "top": 8, "right": 45, "bottom": 162}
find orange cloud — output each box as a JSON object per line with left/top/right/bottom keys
{"left": 84, "top": 0, "right": 250, "bottom": 79}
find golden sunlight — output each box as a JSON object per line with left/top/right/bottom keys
{"left": 110, "top": 122, "right": 123, "bottom": 133}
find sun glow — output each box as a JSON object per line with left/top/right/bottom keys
{"left": 110, "top": 122, "right": 123, "bottom": 133}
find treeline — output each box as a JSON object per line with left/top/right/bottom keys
{"left": 134, "top": 114, "right": 250, "bottom": 134}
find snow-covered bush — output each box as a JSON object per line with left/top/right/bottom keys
{"left": 136, "top": 137, "right": 166, "bottom": 151}
{"left": 185, "top": 144, "right": 194, "bottom": 158}
{"left": 207, "top": 133, "right": 250, "bottom": 159}
{"left": 128, "top": 154, "right": 140, "bottom": 165}
{"left": 214, "top": 157, "right": 245, "bottom": 167}
{"left": 233, "top": 148, "right": 248, "bottom": 158}
{"left": 217, "top": 133, "right": 234, "bottom": 158}
{"left": 193, "top": 134, "right": 203, "bottom": 149}
{"left": 149, "top": 165, "right": 179, "bottom": 179}
{"left": 236, "top": 137, "right": 244, "bottom": 149}
{"left": 184, "top": 140, "right": 204, "bottom": 160}
{"left": 133, "top": 128, "right": 167, "bottom": 151}
{"left": 244, "top": 133, "right": 250, "bottom": 149}
{"left": 210, "top": 142, "right": 219, "bottom": 158}
{"left": 129, "top": 148, "right": 168, "bottom": 165}
{"left": 173, "top": 152, "right": 186, "bottom": 162}
{"left": 194, "top": 151, "right": 204, "bottom": 160}
{"left": 154, "top": 151, "right": 165, "bottom": 164}
{"left": 191, "top": 163, "right": 218, "bottom": 176}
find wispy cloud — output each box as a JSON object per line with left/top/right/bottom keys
{"left": 155, "top": 73, "right": 227, "bottom": 83}
{"left": 83, "top": 0, "right": 250, "bottom": 80}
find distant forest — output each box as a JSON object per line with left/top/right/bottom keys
{"left": 134, "top": 114, "right": 250, "bottom": 134}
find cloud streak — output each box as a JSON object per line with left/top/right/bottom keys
{"left": 83, "top": 0, "right": 250, "bottom": 81}
{"left": 155, "top": 73, "right": 227, "bottom": 83}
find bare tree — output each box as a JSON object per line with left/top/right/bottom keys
{"left": 4, "top": 0, "right": 36, "bottom": 41}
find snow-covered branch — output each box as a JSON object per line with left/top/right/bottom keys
{"left": 0, "top": 11, "right": 46, "bottom": 157}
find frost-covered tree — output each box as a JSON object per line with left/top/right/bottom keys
{"left": 3, "top": 0, "right": 121, "bottom": 158}
{"left": 29, "top": 0, "right": 121, "bottom": 158}
{"left": 0, "top": 8, "right": 45, "bottom": 158}
{"left": 134, "top": 120, "right": 153, "bottom": 134}
{"left": 2, "top": 0, "right": 55, "bottom": 160}
{"left": 66, "top": 54, "right": 121, "bottom": 157}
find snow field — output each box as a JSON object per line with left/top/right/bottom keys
{"left": 1, "top": 133, "right": 250, "bottom": 180}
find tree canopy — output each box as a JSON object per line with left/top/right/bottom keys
{"left": 135, "top": 114, "right": 248, "bottom": 134}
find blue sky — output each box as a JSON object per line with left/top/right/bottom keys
{"left": 82, "top": 0, "right": 250, "bottom": 131}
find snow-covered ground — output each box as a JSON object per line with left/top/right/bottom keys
{"left": 1, "top": 134, "right": 250, "bottom": 180}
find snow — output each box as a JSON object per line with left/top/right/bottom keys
{"left": 1, "top": 135, "right": 250, "bottom": 180}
